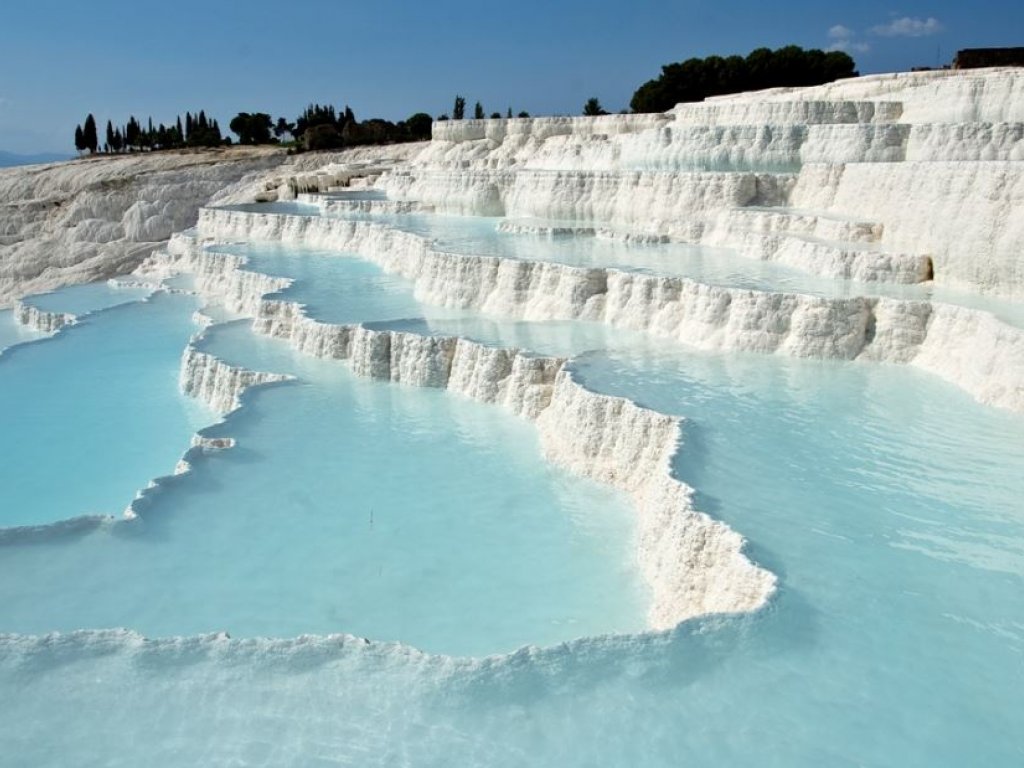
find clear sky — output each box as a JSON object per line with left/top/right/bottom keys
{"left": 1, "top": 0, "right": 1021, "bottom": 153}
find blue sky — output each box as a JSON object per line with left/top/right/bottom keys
{"left": 1, "top": 0, "right": 1021, "bottom": 153}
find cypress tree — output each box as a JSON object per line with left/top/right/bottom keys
{"left": 83, "top": 114, "right": 98, "bottom": 153}
{"left": 474, "top": 101, "right": 484, "bottom": 119}
{"left": 74, "top": 125, "right": 85, "bottom": 152}
{"left": 106, "top": 120, "right": 115, "bottom": 152}
{"left": 453, "top": 95, "right": 465, "bottom": 120}
{"left": 126, "top": 117, "right": 138, "bottom": 150}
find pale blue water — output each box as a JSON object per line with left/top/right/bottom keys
{"left": 1, "top": 208, "right": 1023, "bottom": 765}
{"left": 22, "top": 281, "right": 153, "bottom": 315}
{"left": 217, "top": 241, "right": 646, "bottom": 356}
{"left": 0, "top": 320, "right": 646, "bottom": 655}
{"left": 223, "top": 201, "right": 1024, "bottom": 327}
{"left": 2, "top": 340, "right": 1021, "bottom": 766}
{"left": 0, "top": 291, "right": 210, "bottom": 527}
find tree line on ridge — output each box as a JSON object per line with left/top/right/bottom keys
{"left": 71, "top": 46, "right": 858, "bottom": 154}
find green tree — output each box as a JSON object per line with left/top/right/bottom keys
{"left": 229, "top": 112, "right": 274, "bottom": 144}
{"left": 105, "top": 121, "right": 115, "bottom": 152}
{"left": 74, "top": 125, "right": 85, "bottom": 153}
{"left": 125, "top": 117, "right": 139, "bottom": 150}
{"left": 583, "top": 97, "right": 607, "bottom": 116}
{"left": 82, "top": 114, "right": 98, "bottom": 154}
{"left": 630, "top": 46, "right": 857, "bottom": 113}
{"left": 453, "top": 95, "right": 466, "bottom": 120}
{"left": 274, "top": 117, "right": 295, "bottom": 140}
{"left": 304, "top": 123, "right": 343, "bottom": 150}
{"left": 474, "top": 101, "right": 484, "bottom": 119}
{"left": 405, "top": 112, "right": 433, "bottom": 140}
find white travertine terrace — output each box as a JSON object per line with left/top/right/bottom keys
{"left": 193, "top": 208, "right": 1024, "bottom": 413}
{"left": 2, "top": 68, "right": 1022, "bottom": 634}
{"left": 0, "top": 145, "right": 422, "bottom": 309}
{"left": 377, "top": 68, "right": 1024, "bottom": 297}
{"left": 156, "top": 237, "right": 775, "bottom": 629}
{"left": 179, "top": 346, "right": 292, "bottom": 416}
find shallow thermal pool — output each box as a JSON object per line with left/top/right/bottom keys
{"left": 1, "top": 203, "right": 1023, "bottom": 766}
{"left": 216, "top": 240, "right": 649, "bottom": 356}
{"left": 0, "top": 289, "right": 210, "bottom": 528}
{"left": 226, "top": 199, "right": 1024, "bottom": 327}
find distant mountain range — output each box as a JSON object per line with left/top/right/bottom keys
{"left": 0, "top": 150, "right": 73, "bottom": 168}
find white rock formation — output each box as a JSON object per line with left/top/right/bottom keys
{"left": 377, "top": 68, "right": 1024, "bottom": 296}
{"left": 14, "top": 300, "right": 75, "bottom": 333}
{"left": 4, "top": 67, "right": 1022, "bottom": 633}
{"left": 192, "top": 207, "right": 1024, "bottom": 413}
{"left": 0, "top": 144, "right": 432, "bottom": 309}
{"left": 219, "top": 143, "right": 426, "bottom": 204}
{"left": 0, "top": 149, "right": 286, "bottom": 307}
{"left": 152, "top": 238, "right": 775, "bottom": 628}
{"left": 179, "top": 345, "right": 292, "bottom": 415}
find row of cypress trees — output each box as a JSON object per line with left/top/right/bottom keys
{"left": 73, "top": 111, "right": 225, "bottom": 154}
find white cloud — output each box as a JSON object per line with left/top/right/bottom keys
{"left": 827, "top": 24, "right": 869, "bottom": 54}
{"left": 870, "top": 16, "right": 943, "bottom": 37}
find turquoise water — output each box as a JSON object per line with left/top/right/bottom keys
{"left": 220, "top": 241, "right": 649, "bottom": 356}
{"left": 0, "top": 320, "right": 646, "bottom": 655}
{"left": 1, "top": 207, "right": 1023, "bottom": 765}
{"left": 364, "top": 212, "right": 1024, "bottom": 327}
{"left": 23, "top": 280, "right": 153, "bottom": 315}
{"left": 223, "top": 201, "right": 1024, "bottom": 327}
{"left": 2, "top": 340, "right": 1022, "bottom": 766}
{"left": 0, "top": 291, "right": 210, "bottom": 527}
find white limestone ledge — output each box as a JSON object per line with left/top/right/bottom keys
{"left": 161, "top": 238, "right": 778, "bottom": 630}
{"left": 14, "top": 300, "right": 75, "bottom": 333}
{"left": 191, "top": 206, "right": 1024, "bottom": 413}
